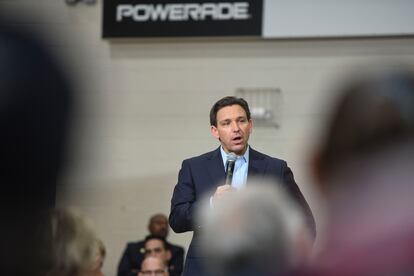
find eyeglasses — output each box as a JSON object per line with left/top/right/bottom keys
{"left": 140, "top": 269, "right": 167, "bottom": 276}
{"left": 145, "top": 247, "right": 163, "bottom": 255}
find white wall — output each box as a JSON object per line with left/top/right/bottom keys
{"left": 263, "top": 0, "right": 414, "bottom": 38}
{"left": 2, "top": 1, "right": 414, "bottom": 275}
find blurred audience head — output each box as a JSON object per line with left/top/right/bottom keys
{"left": 198, "top": 179, "right": 312, "bottom": 276}
{"left": 42, "top": 208, "right": 102, "bottom": 276}
{"left": 0, "top": 21, "right": 73, "bottom": 274}
{"left": 86, "top": 239, "right": 106, "bottom": 276}
{"left": 311, "top": 65, "right": 414, "bottom": 275}
{"left": 315, "top": 65, "right": 414, "bottom": 193}
{"left": 0, "top": 23, "right": 72, "bottom": 209}
{"left": 139, "top": 256, "right": 169, "bottom": 276}
{"left": 148, "top": 214, "right": 169, "bottom": 238}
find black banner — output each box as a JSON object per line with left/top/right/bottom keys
{"left": 102, "top": 0, "right": 263, "bottom": 38}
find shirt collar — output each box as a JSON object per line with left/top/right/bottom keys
{"left": 220, "top": 145, "right": 249, "bottom": 166}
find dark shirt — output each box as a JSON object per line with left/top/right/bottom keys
{"left": 117, "top": 240, "right": 184, "bottom": 276}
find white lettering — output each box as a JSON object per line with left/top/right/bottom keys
{"left": 115, "top": 2, "right": 251, "bottom": 22}
{"left": 151, "top": 4, "right": 170, "bottom": 21}
{"left": 185, "top": 4, "right": 200, "bottom": 20}
{"left": 216, "top": 3, "right": 233, "bottom": 20}
{"left": 134, "top": 5, "right": 150, "bottom": 21}
{"left": 234, "top": 2, "right": 250, "bottom": 20}
{"left": 200, "top": 3, "right": 216, "bottom": 20}
{"left": 116, "top": 5, "right": 133, "bottom": 22}
{"left": 169, "top": 4, "right": 185, "bottom": 21}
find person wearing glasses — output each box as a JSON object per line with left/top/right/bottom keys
{"left": 139, "top": 256, "right": 169, "bottom": 276}
{"left": 143, "top": 235, "right": 184, "bottom": 276}
{"left": 118, "top": 214, "right": 184, "bottom": 276}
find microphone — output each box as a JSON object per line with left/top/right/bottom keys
{"left": 224, "top": 153, "right": 237, "bottom": 185}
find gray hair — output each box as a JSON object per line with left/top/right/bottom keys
{"left": 197, "top": 179, "right": 308, "bottom": 276}
{"left": 44, "top": 208, "right": 99, "bottom": 276}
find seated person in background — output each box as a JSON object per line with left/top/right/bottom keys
{"left": 118, "top": 213, "right": 184, "bottom": 276}
{"left": 139, "top": 256, "right": 169, "bottom": 276}
{"left": 144, "top": 235, "right": 173, "bottom": 273}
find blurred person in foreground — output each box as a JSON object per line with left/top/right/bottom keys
{"left": 0, "top": 21, "right": 73, "bottom": 274}
{"left": 198, "top": 180, "right": 313, "bottom": 276}
{"left": 40, "top": 208, "right": 105, "bottom": 276}
{"left": 139, "top": 256, "right": 169, "bottom": 276}
{"left": 118, "top": 214, "right": 184, "bottom": 276}
{"left": 309, "top": 66, "right": 414, "bottom": 275}
{"left": 88, "top": 239, "right": 106, "bottom": 276}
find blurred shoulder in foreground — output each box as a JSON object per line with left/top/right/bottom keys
{"left": 310, "top": 65, "right": 414, "bottom": 276}
{"left": 0, "top": 21, "right": 73, "bottom": 274}
{"left": 198, "top": 178, "right": 313, "bottom": 276}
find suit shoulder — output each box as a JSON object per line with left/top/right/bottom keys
{"left": 167, "top": 242, "right": 185, "bottom": 253}
{"left": 182, "top": 148, "right": 219, "bottom": 164}
{"left": 126, "top": 240, "right": 144, "bottom": 249}
{"left": 251, "top": 148, "right": 287, "bottom": 165}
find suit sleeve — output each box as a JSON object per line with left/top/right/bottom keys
{"left": 169, "top": 246, "right": 185, "bottom": 276}
{"left": 117, "top": 246, "right": 129, "bottom": 276}
{"left": 169, "top": 160, "right": 196, "bottom": 233}
{"left": 282, "top": 162, "right": 317, "bottom": 239}
{"left": 117, "top": 245, "right": 141, "bottom": 276}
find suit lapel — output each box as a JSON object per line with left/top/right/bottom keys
{"left": 206, "top": 147, "right": 226, "bottom": 188}
{"left": 248, "top": 147, "right": 266, "bottom": 181}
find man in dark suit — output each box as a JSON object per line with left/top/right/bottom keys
{"left": 118, "top": 214, "right": 184, "bottom": 276}
{"left": 169, "top": 96, "right": 315, "bottom": 276}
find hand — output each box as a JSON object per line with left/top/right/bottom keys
{"left": 213, "top": 184, "right": 234, "bottom": 202}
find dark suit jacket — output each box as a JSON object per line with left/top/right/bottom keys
{"left": 169, "top": 147, "right": 315, "bottom": 276}
{"left": 117, "top": 240, "right": 184, "bottom": 276}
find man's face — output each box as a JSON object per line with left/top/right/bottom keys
{"left": 149, "top": 216, "right": 169, "bottom": 238}
{"left": 211, "top": 104, "right": 252, "bottom": 155}
{"left": 144, "top": 239, "right": 171, "bottom": 263}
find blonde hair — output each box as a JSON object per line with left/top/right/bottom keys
{"left": 96, "top": 238, "right": 106, "bottom": 258}
{"left": 45, "top": 208, "right": 98, "bottom": 276}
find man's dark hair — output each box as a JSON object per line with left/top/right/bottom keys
{"left": 144, "top": 234, "right": 169, "bottom": 250}
{"left": 149, "top": 213, "right": 167, "bottom": 225}
{"left": 209, "top": 96, "right": 251, "bottom": 126}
